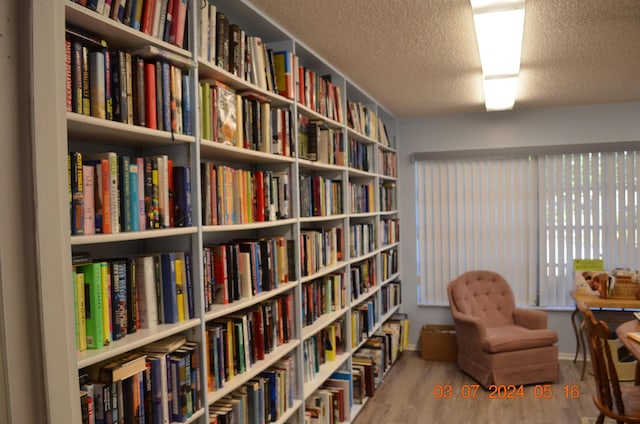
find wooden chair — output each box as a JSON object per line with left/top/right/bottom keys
{"left": 580, "top": 304, "right": 640, "bottom": 423}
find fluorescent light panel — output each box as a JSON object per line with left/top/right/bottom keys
{"left": 483, "top": 76, "right": 519, "bottom": 111}
{"left": 470, "top": 0, "right": 525, "bottom": 111}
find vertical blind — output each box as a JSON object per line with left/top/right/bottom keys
{"left": 416, "top": 150, "right": 640, "bottom": 308}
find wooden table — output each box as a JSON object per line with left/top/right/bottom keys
{"left": 571, "top": 291, "right": 640, "bottom": 379}
{"left": 615, "top": 320, "right": 640, "bottom": 384}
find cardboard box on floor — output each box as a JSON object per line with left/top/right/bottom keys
{"left": 420, "top": 324, "right": 458, "bottom": 361}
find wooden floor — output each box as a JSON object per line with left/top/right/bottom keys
{"left": 352, "top": 351, "right": 613, "bottom": 424}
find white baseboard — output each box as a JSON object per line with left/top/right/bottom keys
{"left": 406, "top": 345, "right": 584, "bottom": 362}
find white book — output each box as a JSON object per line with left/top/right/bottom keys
{"left": 82, "top": 165, "right": 95, "bottom": 235}
{"left": 135, "top": 255, "right": 158, "bottom": 329}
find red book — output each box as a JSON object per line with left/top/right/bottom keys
{"left": 144, "top": 62, "right": 157, "bottom": 129}
{"left": 254, "top": 171, "right": 265, "bottom": 222}
{"left": 252, "top": 307, "right": 265, "bottom": 360}
{"left": 140, "top": 0, "right": 155, "bottom": 35}
{"left": 65, "top": 38, "right": 72, "bottom": 112}
{"left": 99, "top": 158, "right": 112, "bottom": 234}
{"left": 212, "top": 245, "right": 228, "bottom": 304}
{"left": 169, "top": 0, "right": 187, "bottom": 48}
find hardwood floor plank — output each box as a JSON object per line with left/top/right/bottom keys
{"left": 352, "top": 351, "right": 612, "bottom": 424}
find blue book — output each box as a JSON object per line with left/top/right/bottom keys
{"left": 129, "top": 163, "right": 139, "bottom": 231}
{"left": 161, "top": 62, "right": 171, "bottom": 132}
{"left": 160, "top": 252, "right": 178, "bottom": 323}
{"left": 147, "top": 356, "right": 163, "bottom": 424}
{"left": 172, "top": 166, "right": 191, "bottom": 227}
{"left": 181, "top": 72, "right": 191, "bottom": 135}
{"left": 259, "top": 370, "right": 278, "bottom": 422}
{"left": 119, "top": 155, "right": 131, "bottom": 232}
{"left": 184, "top": 252, "right": 194, "bottom": 319}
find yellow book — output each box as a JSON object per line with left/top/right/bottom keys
{"left": 75, "top": 270, "right": 87, "bottom": 351}
{"left": 100, "top": 261, "right": 111, "bottom": 345}
{"left": 175, "top": 258, "right": 185, "bottom": 322}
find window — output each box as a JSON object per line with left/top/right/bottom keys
{"left": 415, "top": 150, "right": 640, "bottom": 308}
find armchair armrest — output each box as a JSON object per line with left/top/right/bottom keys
{"left": 513, "top": 307, "right": 548, "bottom": 330}
{"left": 451, "top": 310, "right": 488, "bottom": 354}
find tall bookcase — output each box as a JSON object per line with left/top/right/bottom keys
{"left": 33, "top": 1, "right": 401, "bottom": 423}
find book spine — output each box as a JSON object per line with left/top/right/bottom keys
{"left": 70, "top": 151, "right": 85, "bottom": 235}
{"left": 80, "top": 262, "right": 104, "bottom": 349}
{"left": 119, "top": 155, "right": 131, "bottom": 232}
{"left": 129, "top": 162, "right": 139, "bottom": 231}
{"left": 81, "top": 45, "right": 91, "bottom": 115}
{"left": 74, "top": 270, "right": 87, "bottom": 351}
{"left": 144, "top": 61, "right": 157, "bottom": 129}
{"left": 82, "top": 164, "right": 96, "bottom": 235}
{"left": 104, "top": 47, "right": 114, "bottom": 121}
{"left": 161, "top": 252, "right": 178, "bottom": 324}
{"left": 137, "top": 157, "right": 145, "bottom": 232}
{"left": 100, "top": 261, "right": 112, "bottom": 345}
{"left": 132, "top": 56, "right": 146, "bottom": 126}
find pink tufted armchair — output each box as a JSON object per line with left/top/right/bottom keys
{"left": 447, "top": 270, "right": 559, "bottom": 388}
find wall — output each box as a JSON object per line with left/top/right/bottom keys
{"left": 0, "top": 0, "right": 47, "bottom": 423}
{"left": 398, "top": 101, "right": 640, "bottom": 356}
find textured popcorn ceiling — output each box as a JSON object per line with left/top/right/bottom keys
{"left": 248, "top": 0, "right": 640, "bottom": 117}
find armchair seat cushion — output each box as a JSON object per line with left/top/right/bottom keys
{"left": 482, "top": 325, "right": 559, "bottom": 354}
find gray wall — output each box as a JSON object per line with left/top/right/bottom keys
{"left": 398, "top": 101, "right": 640, "bottom": 356}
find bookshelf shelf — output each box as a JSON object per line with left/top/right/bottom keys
{"left": 206, "top": 339, "right": 300, "bottom": 404}
{"left": 346, "top": 127, "right": 377, "bottom": 145}
{"left": 300, "top": 261, "right": 348, "bottom": 284}
{"left": 299, "top": 214, "right": 348, "bottom": 224}
{"left": 76, "top": 319, "right": 202, "bottom": 369}
{"left": 380, "top": 273, "right": 401, "bottom": 287}
{"left": 301, "top": 307, "right": 349, "bottom": 341}
{"left": 380, "top": 241, "right": 400, "bottom": 252}
{"left": 198, "top": 59, "right": 294, "bottom": 107}
{"left": 351, "top": 286, "right": 381, "bottom": 308}
{"left": 350, "top": 249, "right": 379, "bottom": 264}
{"left": 347, "top": 168, "right": 377, "bottom": 178}
{"left": 297, "top": 104, "right": 344, "bottom": 128}
{"left": 200, "top": 139, "right": 295, "bottom": 164}
{"left": 67, "top": 112, "right": 196, "bottom": 147}
{"left": 70, "top": 227, "right": 197, "bottom": 245}
{"left": 204, "top": 282, "right": 296, "bottom": 321}
{"left": 303, "top": 352, "right": 350, "bottom": 398}
{"left": 297, "top": 158, "right": 346, "bottom": 172}
{"left": 348, "top": 212, "right": 377, "bottom": 219}
{"left": 202, "top": 218, "right": 296, "bottom": 233}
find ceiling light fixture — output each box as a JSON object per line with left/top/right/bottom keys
{"left": 471, "top": 0, "right": 525, "bottom": 111}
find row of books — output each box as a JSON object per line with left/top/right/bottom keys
{"left": 69, "top": 151, "right": 191, "bottom": 235}
{"left": 200, "top": 81, "right": 294, "bottom": 157}
{"left": 205, "top": 293, "right": 294, "bottom": 390}
{"left": 297, "top": 116, "right": 346, "bottom": 165}
{"left": 202, "top": 236, "right": 293, "bottom": 310}
{"left": 300, "top": 227, "right": 344, "bottom": 278}
{"left": 348, "top": 139, "right": 373, "bottom": 173}
{"left": 72, "top": 251, "right": 193, "bottom": 351}
{"left": 351, "top": 299, "right": 378, "bottom": 349}
{"left": 352, "top": 314, "right": 409, "bottom": 403}
{"left": 346, "top": 100, "right": 390, "bottom": 145}
{"left": 351, "top": 258, "right": 376, "bottom": 301}
{"left": 381, "top": 282, "right": 402, "bottom": 315}
{"left": 71, "top": 0, "right": 189, "bottom": 48}
{"left": 78, "top": 334, "right": 200, "bottom": 424}
{"left": 200, "top": 163, "right": 290, "bottom": 226}
{"left": 199, "top": 5, "right": 344, "bottom": 123}
{"left": 304, "top": 371, "right": 352, "bottom": 424}
{"left": 299, "top": 175, "right": 343, "bottom": 218}
{"left": 350, "top": 223, "right": 376, "bottom": 259}
{"left": 348, "top": 182, "right": 375, "bottom": 214}
{"left": 380, "top": 218, "right": 400, "bottom": 247}
{"left": 380, "top": 248, "right": 399, "bottom": 281}
{"left": 379, "top": 150, "right": 397, "bottom": 178}
{"left": 66, "top": 27, "right": 192, "bottom": 134}
{"left": 302, "top": 272, "right": 346, "bottom": 328}
{"left": 208, "top": 355, "right": 296, "bottom": 424}
{"left": 379, "top": 182, "right": 398, "bottom": 212}
{"left": 302, "top": 319, "right": 346, "bottom": 383}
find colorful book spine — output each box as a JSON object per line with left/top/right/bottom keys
{"left": 77, "top": 262, "right": 104, "bottom": 349}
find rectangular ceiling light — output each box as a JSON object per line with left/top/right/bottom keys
{"left": 471, "top": 0, "right": 525, "bottom": 110}
{"left": 483, "top": 76, "right": 519, "bottom": 111}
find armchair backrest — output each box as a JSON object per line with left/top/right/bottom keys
{"left": 448, "top": 270, "right": 515, "bottom": 327}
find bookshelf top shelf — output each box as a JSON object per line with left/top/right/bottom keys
{"left": 65, "top": 1, "right": 192, "bottom": 59}
{"left": 200, "top": 139, "right": 296, "bottom": 164}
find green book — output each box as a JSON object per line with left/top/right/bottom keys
{"left": 77, "top": 262, "right": 104, "bottom": 349}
